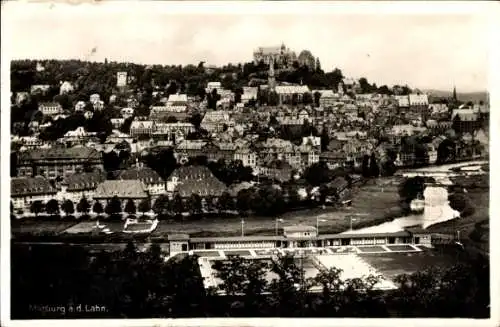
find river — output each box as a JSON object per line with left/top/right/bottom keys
{"left": 347, "top": 161, "right": 487, "bottom": 234}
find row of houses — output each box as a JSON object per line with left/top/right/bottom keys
{"left": 11, "top": 165, "right": 231, "bottom": 213}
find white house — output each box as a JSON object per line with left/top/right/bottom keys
{"left": 408, "top": 94, "right": 429, "bottom": 107}
{"left": 283, "top": 225, "right": 318, "bottom": 248}
{"left": 59, "top": 81, "right": 74, "bottom": 94}
{"left": 39, "top": 102, "right": 63, "bottom": 116}
{"left": 11, "top": 176, "right": 57, "bottom": 213}
{"left": 74, "top": 101, "right": 86, "bottom": 112}
{"left": 90, "top": 94, "right": 100, "bottom": 104}
{"left": 233, "top": 148, "right": 257, "bottom": 169}
{"left": 206, "top": 81, "right": 222, "bottom": 93}
{"left": 130, "top": 120, "right": 155, "bottom": 136}
{"left": 121, "top": 107, "right": 135, "bottom": 119}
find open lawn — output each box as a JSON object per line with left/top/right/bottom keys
{"left": 63, "top": 221, "right": 125, "bottom": 234}
{"left": 359, "top": 249, "right": 460, "bottom": 278}
{"left": 148, "top": 178, "right": 403, "bottom": 238}
{"left": 11, "top": 219, "right": 78, "bottom": 234}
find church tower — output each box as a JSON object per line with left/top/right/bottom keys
{"left": 453, "top": 85, "right": 457, "bottom": 102}
{"left": 268, "top": 56, "right": 276, "bottom": 91}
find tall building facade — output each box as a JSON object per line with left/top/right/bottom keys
{"left": 253, "top": 43, "right": 297, "bottom": 68}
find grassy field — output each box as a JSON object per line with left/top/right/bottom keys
{"left": 360, "top": 249, "right": 460, "bottom": 278}
{"left": 147, "top": 178, "right": 404, "bottom": 237}
{"left": 10, "top": 219, "right": 78, "bottom": 234}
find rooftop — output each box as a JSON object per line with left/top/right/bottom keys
{"left": 18, "top": 146, "right": 102, "bottom": 161}
{"left": 169, "top": 165, "right": 227, "bottom": 197}
{"left": 167, "top": 94, "right": 188, "bottom": 103}
{"left": 94, "top": 180, "right": 148, "bottom": 199}
{"left": 118, "top": 167, "right": 163, "bottom": 184}
{"left": 11, "top": 176, "right": 57, "bottom": 197}
{"left": 62, "top": 171, "right": 106, "bottom": 191}
{"left": 284, "top": 225, "right": 317, "bottom": 233}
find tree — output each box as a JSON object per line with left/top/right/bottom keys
{"left": 152, "top": 195, "right": 169, "bottom": 217}
{"left": 105, "top": 196, "right": 122, "bottom": 218}
{"left": 125, "top": 199, "right": 137, "bottom": 216}
{"left": 204, "top": 195, "right": 215, "bottom": 213}
{"left": 448, "top": 193, "right": 475, "bottom": 217}
{"left": 377, "top": 85, "right": 392, "bottom": 95}
{"left": 251, "top": 186, "right": 285, "bottom": 216}
{"left": 30, "top": 200, "right": 44, "bottom": 217}
{"left": 143, "top": 148, "right": 178, "bottom": 180}
{"left": 358, "top": 77, "right": 373, "bottom": 94}
{"left": 361, "top": 154, "right": 370, "bottom": 177}
{"left": 315, "top": 57, "right": 322, "bottom": 72}
{"left": 120, "top": 117, "right": 134, "bottom": 134}
{"left": 236, "top": 188, "right": 253, "bottom": 214}
{"left": 138, "top": 199, "right": 151, "bottom": 216}
{"left": 217, "top": 192, "right": 234, "bottom": 213}
{"left": 303, "top": 92, "right": 313, "bottom": 105}
{"left": 212, "top": 255, "right": 269, "bottom": 315}
{"left": 369, "top": 153, "right": 380, "bottom": 177}
{"left": 381, "top": 159, "right": 397, "bottom": 177}
{"left": 166, "top": 116, "right": 178, "bottom": 123}
{"left": 312, "top": 267, "right": 345, "bottom": 316}
{"left": 76, "top": 197, "right": 91, "bottom": 216}
{"left": 286, "top": 184, "right": 301, "bottom": 208}
{"left": 437, "top": 138, "right": 456, "bottom": 164}
{"left": 320, "top": 129, "right": 330, "bottom": 152}
{"left": 414, "top": 144, "right": 429, "bottom": 167}
{"left": 187, "top": 194, "right": 202, "bottom": 216}
{"left": 171, "top": 194, "right": 184, "bottom": 216}
{"left": 188, "top": 112, "right": 203, "bottom": 129}
{"left": 398, "top": 177, "right": 425, "bottom": 204}
{"left": 303, "top": 162, "right": 331, "bottom": 187}
{"left": 268, "top": 254, "right": 306, "bottom": 316}
{"left": 92, "top": 201, "right": 104, "bottom": 216}
{"left": 313, "top": 92, "right": 321, "bottom": 107}
{"left": 61, "top": 199, "right": 75, "bottom": 217}
{"left": 45, "top": 199, "right": 60, "bottom": 216}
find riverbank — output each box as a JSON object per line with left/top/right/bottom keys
{"left": 426, "top": 181, "right": 489, "bottom": 255}
{"left": 11, "top": 177, "right": 405, "bottom": 240}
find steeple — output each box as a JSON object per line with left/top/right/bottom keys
{"left": 453, "top": 85, "right": 457, "bottom": 102}
{"left": 268, "top": 56, "right": 276, "bottom": 91}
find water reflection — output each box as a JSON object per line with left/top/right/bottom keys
{"left": 349, "top": 185, "right": 460, "bottom": 234}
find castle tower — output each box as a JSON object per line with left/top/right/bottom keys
{"left": 268, "top": 56, "right": 276, "bottom": 91}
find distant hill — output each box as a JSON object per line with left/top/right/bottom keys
{"left": 423, "top": 89, "right": 489, "bottom": 104}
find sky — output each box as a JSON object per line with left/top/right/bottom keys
{"left": 2, "top": 2, "right": 493, "bottom": 92}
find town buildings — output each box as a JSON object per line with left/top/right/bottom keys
{"left": 11, "top": 176, "right": 57, "bottom": 212}
{"left": 166, "top": 165, "right": 227, "bottom": 199}
{"left": 118, "top": 166, "right": 165, "bottom": 199}
{"left": 59, "top": 171, "right": 106, "bottom": 204}
{"left": 93, "top": 180, "right": 149, "bottom": 209}
{"left": 274, "top": 85, "right": 311, "bottom": 105}
{"left": 16, "top": 147, "right": 103, "bottom": 180}
{"left": 200, "top": 111, "right": 234, "bottom": 134}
